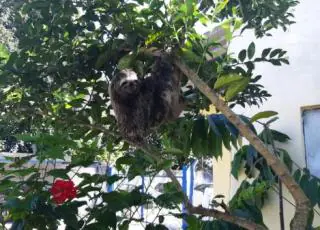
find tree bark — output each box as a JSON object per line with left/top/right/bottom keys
{"left": 174, "top": 59, "right": 311, "bottom": 230}
{"left": 189, "top": 206, "right": 267, "bottom": 230}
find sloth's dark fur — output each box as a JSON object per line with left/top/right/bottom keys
{"left": 109, "top": 55, "right": 184, "bottom": 145}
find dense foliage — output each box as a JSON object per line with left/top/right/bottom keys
{"left": 0, "top": 0, "right": 318, "bottom": 229}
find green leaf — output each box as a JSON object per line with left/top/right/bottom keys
{"left": 155, "top": 192, "right": 183, "bottom": 209}
{"left": 259, "top": 129, "right": 290, "bottom": 144}
{"left": 186, "top": 215, "right": 202, "bottom": 230}
{"left": 0, "top": 179, "right": 15, "bottom": 192}
{"left": 119, "top": 220, "right": 130, "bottom": 230}
{"left": 56, "top": 205, "right": 79, "bottom": 229}
{"left": 0, "top": 44, "right": 9, "bottom": 62}
{"left": 116, "top": 155, "right": 136, "bottom": 170}
{"left": 215, "top": 0, "right": 229, "bottom": 14}
{"left": 299, "top": 174, "right": 310, "bottom": 193}
{"left": 156, "top": 159, "right": 172, "bottom": 170}
{"left": 207, "top": 129, "right": 216, "bottom": 155}
{"left": 191, "top": 117, "right": 208, "bottom": 156}
{"left": 225, "top": 77, "right": 250, "bottom": 101}
{"left": 231, "top": 150, "right": 244, "bottom": 179}
{"left": 250, "top": 111, "right": 278, "bottom": 123}
{"left": 271, "top": 130, "right": 291, "bottom": 142}
{"left": 261, "top": 48, "right": 271, "bottom": 58}
{"left": 306, "top": 178, "right": 319, "bottom": 206}
{"left": 214, "top": 74, "right": 243, "bottom": 89}
{"left": 245, "top": 61, "right": 255, "bottom": 70}
{"left": 179, "top": 4, "right": 188, "bottom": 13}
{"left": 97, "top": 210, "right": 117, "bottom": 229}
{"left": 270, "top": 49, "right": 282, "bottom": 58}
{"left": 293, "top": 169, "right": 301, "bottom": 183}
{"left": 219, "top": 123, "right": 231, "bottom": 151}
{"left": 181, "top": 48, "right": 203, "bottom": 63}
{"left": 269, "top": 59, "right": 281, "bottom": 66}
{"left": 47, "top": 169, "right": 69, "bottom": 179}
{"left": 221, "top": 19, "right": 233, "bottom": 41}
{"left": 247, "top": 42, "right": 255, "bottom": 59}
{"left": 280, "top": 58, "right": 289, "bottom": 65}
{"left": 278, "top": 148, "right": 293, "bottom": 172}
{"left": 95, "top": 50, "right": 110, "bottom": 69}
{"left": 186, "top": 0, "right": 194, "bottom": 15}
{"left": 163, "top": 148, "right": 184, "bottom": 155}
{"left": 102, "top": 190, "right": 151, "bottom": 212}
{"left": 107, "top": 175, "right": 123, "bottom": 185}
{"left": 238, "top": 49, "right": 246, "bottom": 62}
{"left": 87, "top": 22, "right": 95, "bottom": 31}
{"left": 118, "top": 54, "right": 135, "bottom": 70}
{"left": 278, "top": 50, "right": 287, "bottom": 58}
{"left": 146, "top": 224, "right": 169, "bottom": 230}
{"left": 213, "top": 134, "right": 223, "bottom": 159}
{"left": 234, "top": 18, "right": 243, "bottom": 30}
{"left": 91, "top": 102, "right": 102, "bottom": 123}
{"left": 251, "top": 75, "right": 262, "bottom": 83}
{"left": 159, "top": 215, "right": 165, "bottom": 224}
{"left": 214, "top": 194, "right": 225, "bottom": 199}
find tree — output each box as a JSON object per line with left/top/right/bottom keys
{"left": 0, "top": 0, "right": 318, "bottom": 229}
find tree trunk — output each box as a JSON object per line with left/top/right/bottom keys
{"left": 174, "top": 59, "right": 311, "bottom": 230}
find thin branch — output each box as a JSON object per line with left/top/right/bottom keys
{"left": 237, "top": 0, "right": 245, "bottom": 19}
{"left": 125, "top": 174, "right": 157, "bottom": 226}
{"left": 77, "top": 122, "right": 119, "bottom": 138}
{"left": 188, "top": 206, "right": 267, "bottom": 230}
{"left": 138, "top": 144, "right": 190, "bottom": 206}
{"left": 138, "top": 144, "right": 267, "bottom": 230}
{"left": 174, "top": 58, "right": 311, "bottom": 230}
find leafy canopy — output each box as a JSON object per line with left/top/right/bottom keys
{"left": 0, "top": 0, "right": 315, "bottom": 230}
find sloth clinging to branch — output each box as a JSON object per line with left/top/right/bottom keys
{"left": 109, "top": 53, "right": 184, "bottom": 146}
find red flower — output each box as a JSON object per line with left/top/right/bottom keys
{"left": 50, "top": 179, "right": 77, "bottom": 204}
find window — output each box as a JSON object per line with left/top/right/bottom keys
{"left": 302, "top": 105, "right": 320, "bottom": 178}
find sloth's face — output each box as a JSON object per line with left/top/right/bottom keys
{"left": 117, "top": 69, "right": 141, "bottom": 96}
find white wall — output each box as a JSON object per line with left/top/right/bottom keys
{"left": 231, "top": 0, "right": 320, "bottom": 166}
{"left": 213, "top": 1, "right": 320, "bottom": 229}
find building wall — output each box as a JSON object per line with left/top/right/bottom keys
{"left": 213, "top": 0, "right": 320, "bottom": 229}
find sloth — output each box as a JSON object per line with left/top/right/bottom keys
{"left": 109, "top": 54, "right": 184, "bottom": 146}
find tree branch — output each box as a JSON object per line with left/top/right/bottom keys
{"left": 189, "top": 206, "right": 267, "bottom": 230}
{"left": 139, "top": 144, "right": 267, "bottom": 230}
{"left": 139, "top": 144, "right": 190, "bottom": 205}
{"left": 77, "top": 122, "right": 119, "bottom": 138}
{"left": 174, "top": 59, "right": 311, "bottom": 230}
